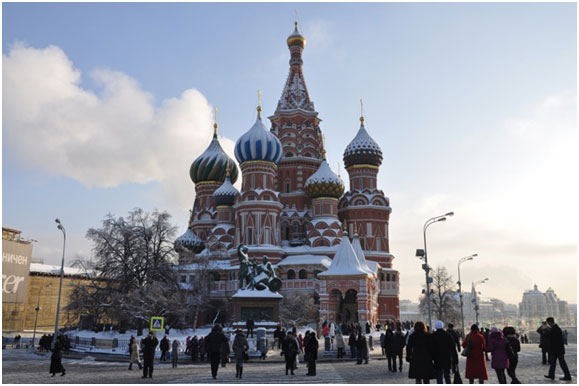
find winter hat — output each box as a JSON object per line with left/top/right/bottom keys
{"left": 434, "top": 320, "right": 444, "bottom": 330}
{"left": 491, "top": 327, "right": 499, "bottom": 333}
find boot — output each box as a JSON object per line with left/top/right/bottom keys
{"left": 236, "top": 365, "right": 239, "bottom": 378}
{"left": 138, "top": 363, "right": 142, "bottom": 370}
{"left": 239, "top": 367, "right": 243, "bottom": 379}
{"left": 128, "top": 363, "right": 132, "bottom": 370}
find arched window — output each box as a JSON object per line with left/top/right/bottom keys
{"left": 379, "top": 273, "right": 385, "bottom": 281}
{"left": 298, "top": 269, "right": 308, "bottom": 279}
{"left": 287, "top": 270, "right": 296, "bottom": 280}
{"left": 285, "top": 152, "right": 294, "bottom": 157}
{"left": 391, "top": 274, "right": 396, "bottom": 282}
{"left": 386, "top": 273, "right": 390, "bottom": 282}
{"left": 212, "top": 272, "right": 221, "bottom": 282}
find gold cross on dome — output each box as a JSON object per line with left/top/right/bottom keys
{"left": 257, "top": 90, "right": 262, "bottom": 118}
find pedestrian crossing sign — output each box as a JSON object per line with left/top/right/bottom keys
{"left": 150, "top": 316, "right": 164, "bottom": 331}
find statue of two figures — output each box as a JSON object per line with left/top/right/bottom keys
{"left": 237, "top": 244, "right": 282, "bottom": 292}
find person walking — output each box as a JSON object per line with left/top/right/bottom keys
{"left": 391, "top": 326, "right": 406, "bottom": 373}
{"left": 463, "top": 324, "right": 488, "bottom": 384}
{"left": 171, "top": 339, "right": 181, "bottom": 368}
{"left": 432, "top": 320, "right": 458, "bottom": 384}
{"left": 128, "top": 337, "right": 143, "bottom": 370}
{"left": 486, "top": 327, "right": 509, "bottom": 384}
{"left": 385, "top": 329, "right": 394, "bottom": 371}
{"left": 446, "top": 324, "right": 461, "bottom": 353}
{"left": 141, "top": 332, "right": 159, "bottom": 379}
{"left": 336, "top": 331, "right": 345, "bottom": 359}
{"left": 544, "top": 317, "right": 572, "bottom": 381}
{"left": 282, "top": 331, "right": 299, "bottom": 375}
{"left": 502, "top": 326, "right": 521, "bottom": 384}
{"left": 49, "top": 335, "right": 66, "bottom": 377}
{"left": 356, "top": 332, "right": 369, "bottom": 365}
{"left": 185, "top": 336, "right": 191, "bottom": 355}
{"left": 380, "top": 332, "right": 387, "bottom": 356}
{"left": 349, "top": 331, "right": 357, "bottom": 359}
{"left": 537, "top": 321, "right": 552, "bottom": 365}
{"left": 232, "top": 330, "right": 249, "bottom": 379}
{"left": 190, "top": 335, "right": 199, "bottom": 362}
{"left": 406, "top": 321, "right": 435, "bottom": 384}
{"left": 246, "top": 319, "right": 255, "bottom": 338}
{"left": 159, "top": 335, "right": 170, "bottom": 362}
{"left": 199, "top": 337, "right": 206, "bottom": 362}
{"left": 220, "top": 336, "right": 230, "bottom": 368}
{"left": 205, "top": 325, "right": 229, "bottom": 379}
{"left": 304, "top": 331, "right": 319, "bottom": 376}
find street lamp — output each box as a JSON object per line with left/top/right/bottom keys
{"left": 472, "top": 278, "right": 488, "bottom": 326}
{"left": 32, "top": 282, "right": 52, "bottom": 350}
{"left": 52, "top": 219, "right": 66, "bottom": 349}
{"left": 418, "top": 211, "right": 454, "bottom": 332}
{"left": 457, "top": 254, "right": 477, "bottom": 338}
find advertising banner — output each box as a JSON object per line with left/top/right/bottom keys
{"left": 2, "top": 240, "right": 33, "bottom": 303}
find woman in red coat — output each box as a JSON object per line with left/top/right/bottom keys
{"left": 463, "top": 324, "right": 488, "bottom": 384}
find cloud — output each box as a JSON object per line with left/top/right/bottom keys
{"left": 3, "top": 43, "right": 236, "bottom": 211}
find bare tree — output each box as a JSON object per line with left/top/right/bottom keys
{"left": 419, "top": 266, "right": 461, "bottom": 326}
{"left": 66, "top": 208, "right": 189, "bottom": 333}
{"left": 279, "top": 292, "right": 319, "bottom": 327}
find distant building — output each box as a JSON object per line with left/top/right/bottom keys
{"left": 2, "top": 227, "right": 96, "bottom": 334}
{"left": 399, "top": 299, "right": 422, "bottom": 322}
{"left": 519, "top": 284, "right": 571, "bottom": 325}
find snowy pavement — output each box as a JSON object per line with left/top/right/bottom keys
{"left": 2, "top": 343, "right": 576, "bottom": 384}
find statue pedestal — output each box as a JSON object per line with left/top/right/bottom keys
{"left": 232, "top": 288, "right": 283, "bottom": 322}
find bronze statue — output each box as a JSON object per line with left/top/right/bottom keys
{"left": 236, "top": 245, "right": 281, "bottom": 291}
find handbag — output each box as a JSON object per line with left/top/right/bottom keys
{"left": 453, "top": 370, "right": 463, "bottom": 384}
{"left": 461, "top": 340, "right": 472, "bottom": 358}
{"left": 243, "top": 351, "right": 249, "bottom": 361}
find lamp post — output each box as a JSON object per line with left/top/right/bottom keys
{"left": 52, "top": 219, "right": 66, "bottom": 349}
{"left": 32, "top": 283, "right": 52, "bottom": 350}
{"left": 417, "top": 211, "right": 454, "bottom": 332}
{"left": 472, "top": 278, "right": 488, "bottom": 326}
{"left": 457, "top": 254, "right": 477, "bottom": 338}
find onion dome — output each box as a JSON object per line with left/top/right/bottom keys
{"left": 234, "top": 105, "right": 283, "bottom": 165}
{"left": 304, "top": 151, "right": 345, "bottom": 199}
{"left": 343, "top": 116, "right": 383, "bottom": 168}
{"left": 213, "top": 167, "right": 239, "bottom": 206}
{"left": 287, "top": 21, "right": 306, "bottom": 48}
{"left": 190, "top": 124, "right": 239, "bottom": 184}
{"left": 174, "top": 228, "right": 204, "bottom": 253}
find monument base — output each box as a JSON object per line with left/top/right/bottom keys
{"left": 232, "top": 288, "right": 283, "bottom": 322}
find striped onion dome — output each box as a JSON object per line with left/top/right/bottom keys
{"left": 304, "top": 155, "right": 345, "bottom": 199}
{"left": 174, "top": 228, "right": 204, "bottom": 253}
{"left": 343, "top": 117, "right": 383, "bottom": 169}
{"left": 213, "top": 173, "right": 239, "bottom": 206}
{"left": 234, "top": 110, "right": 283, "bottom": 165}
{"left": 190, "top": 125, "right": 239, "bottom": 184}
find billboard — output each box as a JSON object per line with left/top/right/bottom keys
{"left": 2, "top": 239, "right": 33, "bottom": 303}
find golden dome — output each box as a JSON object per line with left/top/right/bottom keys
{"left": 287, "top": 21, "right": 306, "bottom": 48}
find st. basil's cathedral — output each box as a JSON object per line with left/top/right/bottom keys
{"left": 174, "top": 21, "right": 400, "bottom": 326}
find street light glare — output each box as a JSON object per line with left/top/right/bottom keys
{"left": 445, "top": 212, "right": 454, "bottom": 216}
{"left": 438, "top": 217, "right": 447, "bottom": 222}
{"left": 472, "top": 253, "right": 478, "bottom": 257}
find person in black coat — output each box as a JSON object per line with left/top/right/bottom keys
{"left": 431, "top": 321, "right": 458, "bottom": 384}
{"left": 160, "top": 335, "right": 170, "bottom": 362}
{"left": 356, "top": 333, "right": 369, "bottom": 365}
{"left": 537, "top": 321, "right": 551, "bottom": 365}
{"left": 141, "top": 332, "right": 159, "bottom": 379}
{"left": 190, "top": 335, "right": 199, "bottom": 362}
{"left": 385, "top": 329, "right": 394, "bottom": 371}
{"left": 446, "top": 324, "right": 461, "bottom": 353}
{"left": 205, "top": 325, "right": 229, "bottom": 379}
{"left": 544, "top": 317, "right": 571, "bottom": 381}
{"left": 348, "top": 331, "right": 357, "bottom": 359}
{"left": 503, "top": 326, "right": 521, "bottom": 384}
{"left": 407, "top": 321, "right": 435, "bottom": 384}
{"left": 391, "top": 327, "right": 407, "bottom": 372}
{"left": 49, "top": 335, "right": 66, "bottom": 377}
{"left": 282, "top": 332, "right": 299, "bottom": 375}
{"left": 246, "top": 319, "right": 255, "bottom": 338}
{"left": 304, "top": 332, "right": 319, "bottom": 376}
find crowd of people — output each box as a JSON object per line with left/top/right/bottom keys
{"left": 43, "top": 316, "right": 573, "bottom": 383}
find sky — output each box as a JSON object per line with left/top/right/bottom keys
{"left": 2, "top": 2, "right": 577, "bottom": 305}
